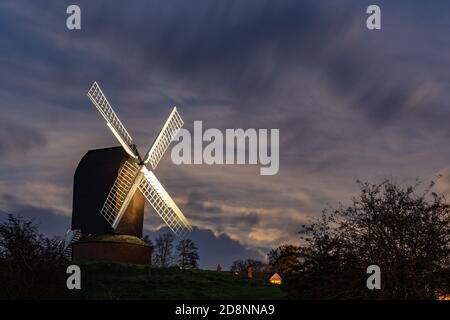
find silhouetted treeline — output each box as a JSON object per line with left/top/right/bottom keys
{"left": 230, "top": 259, "right": 266, "bottom": 273}
{"left": 0, "top": 214, "right": 70, "bottom": 299}
{"left": 268, "top": 180, "right": 450, "bottom": 299}
{"left": 144, "top": 233, "right": 199, "bottom": 269}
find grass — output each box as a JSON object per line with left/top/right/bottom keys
{"left": 69, "top": 261, "right": 286, "bottom": 300}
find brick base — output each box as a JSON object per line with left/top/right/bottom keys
{"left": 73, "top": 237, "right": 152, "bottom": 265}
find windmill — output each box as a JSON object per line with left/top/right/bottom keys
{"left": 62, "top": 82, "right": 192, "bottom": 263}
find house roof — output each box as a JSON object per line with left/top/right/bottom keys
{"left": 270, "top": 273, "right": 282, "bottom": 280}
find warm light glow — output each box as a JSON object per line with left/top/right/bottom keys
{"left": 437, "top": 293, "right": 450, "bottom": 300}
{"left": 270, "top": 279, "right": 282, "bottom": 285}
{"left": 269, "top": 273, "right": 282, "bottom": 285}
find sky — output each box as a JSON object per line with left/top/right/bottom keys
{"left": 1, "top": 1, "right": 450, "bottom": 269}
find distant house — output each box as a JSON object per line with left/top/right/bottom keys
{"left": 269, "top": 273, "right": 282, "bottom": 285}
{"left": 247, "top": 266, "right": 254, "bottom": 279}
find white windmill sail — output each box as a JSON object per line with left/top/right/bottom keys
{"left": 101, "top": 158, "right": 141, "bottom": 227}
{"left": 87, "top": 82, "right": 139, "bottom": 159}
{"left": 139, "top": 168, "right": 192, "bottom": 237}
{"left": 143, "top": 107, "right": 184, "bottom": 169}
{"left": 87, "top": 81, "right": 192, "bottom": 238}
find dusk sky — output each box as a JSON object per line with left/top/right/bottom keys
{"left": 2, "top": 1, "right": 450, "bottom": 269}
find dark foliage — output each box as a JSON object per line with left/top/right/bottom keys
{"left": 230, "top": 259, "right": 266, "bottom": 273}
{"left": 283, "top": 180, "right": 450, "bottom": 299}
{"left": 176, "top": 238, "right": 199, "bottom": 269}
{"left": 0, "top": 214, "right": 71, "bottom": 299}
{"left": 153, "top": 233, "right": 175, "bottom": 267}
{"left": 267, "top": 244, "right": 299, "bottom": 277}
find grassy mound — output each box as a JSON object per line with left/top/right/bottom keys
{"left": 70, "top": 261, "right": 286, "bottom": 300}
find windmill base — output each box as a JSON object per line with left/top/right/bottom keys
{"left": 72, "top": 234, "right": 152, "bottom": 265}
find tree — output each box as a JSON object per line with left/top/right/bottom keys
{"left": 245, "top": 259, "right": 266, "bottom": 272}
{"left": 0, "top": 214, "right": 71, "bottom": 299}
{"left": 153, "top": 233, "right": 175, "bottom": 267}
{"left": 230, "top": 259, "right": 246, "bottom": 273}
{"left": 176, "top": 238, "right": 199, "bottom": 269}
{"left": 230, "top": 259, "right": 266, "bottom": 273}
{"left": 283, "top": 180, "right": 450, "bottom": 299}
{"left": 267, "top": 244, "right": 299, "bottom": 276}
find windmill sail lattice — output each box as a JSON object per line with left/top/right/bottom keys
{"left": 144, "top": 107, "right": 184, "bottom": 169}
{"left": 101, "top": 159, "right": 141, "bottom": 225}
{"left": 139, "top": 168, "right": 192, "bottom": 237}
{"left": 87, "top": 82, "right": 139, "bottom": 159}
{"left": 85, "top": 81, "right": 192, "bottom": 238}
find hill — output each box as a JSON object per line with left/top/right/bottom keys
{"left": 70, "top": 261, "right": 286, "bottom": 300}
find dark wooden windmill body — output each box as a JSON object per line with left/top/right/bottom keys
{"left": 72, "top": 146, "right": 144, "bottom": 237}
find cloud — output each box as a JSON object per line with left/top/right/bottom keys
{"left": 237, "top": 212, "right": 260, "bottom": 228}
{"left": 0, "top": 118, "right": 46, "bottom": 158}
{"left": 2, "top": 0, "right": 450, "bottom": 264}
{"left": 0, "top": 182, "right": 72, "bottom": 216}
{"left": 0, "top": 205, "right": 70, "bottom": 238}
{"left": 185, "top": 191, "right": 223, "bottom": 213}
